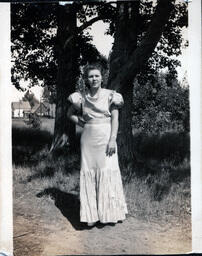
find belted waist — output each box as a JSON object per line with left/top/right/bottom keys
{"left": 85, "top": 117, "right": 111, "bottom": 124}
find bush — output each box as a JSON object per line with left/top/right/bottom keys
{"left": 12, "top": 127, "right": 52, "bottom": 165}
{"left": 133, "top": 131, "right": 190, "bottom": 163}
{"left": 133, "top": 73, "right": 190, "bottom": 133}
{"left": 12, "top": 127, "right": 52, "bottom": 147}
{"left": 25, "top": 113, "right": 41, "bottom": 129}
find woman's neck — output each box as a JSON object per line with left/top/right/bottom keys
{"left": 88, "top": 87, "right": 101, "bottom": 97}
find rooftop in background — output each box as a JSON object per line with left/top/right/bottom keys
{"left": 12, "top": 101, "right": 31, "bottom": 110}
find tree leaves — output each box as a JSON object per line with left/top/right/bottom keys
{"left": 11, "top": 1, "right": 188, "bottom": 99}
{"left": 133, "top": 73, "right": 189, "bottom": 133}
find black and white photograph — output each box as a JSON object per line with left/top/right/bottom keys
{"left": 1, "top": 0, "right": 199, "bottom": 255}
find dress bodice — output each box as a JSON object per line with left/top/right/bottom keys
{"left": 68, "top": 88, "right": 124, "bottom": 122}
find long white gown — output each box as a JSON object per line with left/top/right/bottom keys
{"left": 68, "top": 88, "right": 128, "bottom": 223}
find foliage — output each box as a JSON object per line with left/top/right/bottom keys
{"left": 133, "top": 131, "right": 190, "bottom": 164}
{"left": 42, "top": 85, "right": 56, "bottom": 104}
{"left": 22, "top": 90, "right": 39, "bottom": 108}
{"left": 25, "top": 113, "right": 42, "bottom": 129}
{"left": 132, "top": 72, "right": 189, "bottom": 133}
{"left": 137, "top": 1, "right": 188, "bottom": 83}
{"left": 11, "top": 1, "right": 189, "bottom": 158}
{"left": 12, "top": 126, "right": 52, "bottom": 165}
{"left": 11, "top": 3, "right": 58, "bottom": 91}
{"left": 106, "top": 1, "right": 188, "bottom": 83}
{"left": 11, "top": 2, "right": 112, "bottom": 101}
{"left": 11, "top": 1, "right": 188, "bottom": 93}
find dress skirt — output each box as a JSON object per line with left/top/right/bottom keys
{"left": 80, "top": 119, "right": 128, "bottom": 223}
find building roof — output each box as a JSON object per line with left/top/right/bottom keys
{"left": 31, "top": 102, "right": 49, "bottom": 114}
{"left": 12, "top": 101, "right": 31, "bottom": 110}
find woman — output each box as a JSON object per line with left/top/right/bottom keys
{"left": 67, "top": 63, "right": 128, "bottom": 227}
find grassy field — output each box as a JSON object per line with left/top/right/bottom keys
{"left": 13, "top": 152, "right": 190, "bottom": 223}
{"left": 12, "top": 117, "right": 55, "bottom": 134}
{"left": 13, "top": 157, "right": 191, "bottom": 255}
{"left": 13, "top": 119, "right": 191, "bottom": 254}
{"left": 12, "top": 119, "right": 191, "bottom": 223}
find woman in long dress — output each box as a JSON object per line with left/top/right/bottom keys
{"left": 67, "top": 63, "right": 128, "bottom": 227}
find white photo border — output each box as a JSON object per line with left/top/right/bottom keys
{"left": 0, "top": 0, "right": 201, "bottom": 254}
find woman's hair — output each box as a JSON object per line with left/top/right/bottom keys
{"left": 83, "top": 63, "right": 104, "bottom": 88}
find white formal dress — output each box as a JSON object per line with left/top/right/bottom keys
{"left": 68, "top": 88, "right": 128, "bottom": 223}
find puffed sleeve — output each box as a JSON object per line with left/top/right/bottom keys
{"left": 109, "top": 90, "right": 124, "bottom": 109}
{"left": 68, "top": 92, "right": 82, "bottom": 110}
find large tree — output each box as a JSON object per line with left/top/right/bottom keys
{"left": 50, "top": 4, "right": 110, "bottom": 152}
{"left": 11, "top": 2, "right": 111, "bottom": 152}
{"left": 11, "top": 0, "right": 188, "bottom": 164}
{"left": 107, "top": 0, "right": 185, "bottom": 164}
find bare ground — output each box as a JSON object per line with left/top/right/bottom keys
{"left": 14, "top": 175, "right": 191, "bottom": 256}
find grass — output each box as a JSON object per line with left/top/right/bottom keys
{"left": 125, "top": 159, "right": 191, "bottom": 224}
{"left": 12, "top": 125, "right": 52, "bottom": 165}
{"left": 13, "top": 122, "right": 191, "bottom": 225}
{"left": 12, "top": 117, "right": 55, "bottom": 134}
{"left": 13, "top": 150, "right": 190, "bottom": 225}
{"left": 133, "top": 131, "right": 190, "bottom": 163}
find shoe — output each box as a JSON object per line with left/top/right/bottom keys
{"left": 87, "top": 222, "right": 96, "bottom": 227}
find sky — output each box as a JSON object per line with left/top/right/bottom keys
{"left": 12, "top": 19, "right": 188, "bottom": 102}
{"left": 89, "top": 21, "right": 114, "bottom": 58}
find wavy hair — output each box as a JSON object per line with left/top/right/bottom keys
{"left": 83, "top": 63, "right": 104, "bottom": 88}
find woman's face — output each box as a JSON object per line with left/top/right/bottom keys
{"left": 87, "top": 69, "right": 102, "bottom": 90}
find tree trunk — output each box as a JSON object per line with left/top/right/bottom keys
{"left": 108, "top": 0, "right": 174, "bottom": 167}
{"left": 118, "top": 85, "right": 134, "bottom": 167}
{"left": 50, "top": 4, "right": 79, "bottom": 153}
{"left": 108, "top": 2, "right": 139, "bottom": 166}
{"left": 109, "top": 0, "right": 174, "bottom": 92}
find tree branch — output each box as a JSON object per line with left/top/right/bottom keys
{"left": 78, "top": 16, "right": 105, "bottom": 32}
{"left": 64, "top": 13, "right": 111, "bottom": 49}
{"left": 108, "top": 0, "right": 175, "bottom": 91}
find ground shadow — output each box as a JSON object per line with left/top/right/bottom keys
{"left": 36, "top": 188, "right": 94, "bottom": 231}
{"left": 27, "top": 166, "right": 55, "bottom": 182}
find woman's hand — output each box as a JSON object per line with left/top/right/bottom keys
{"left": 106, "top": 138, "right": 116, "bottom": 157}
{"left": 106, "top": 108, "right": 118, "bottom": 156}
{"left": 78, "top": 117, "right": 86, "bottom": 128}
{"left": 67, "top": 105, "right": 85, "bottom": 127}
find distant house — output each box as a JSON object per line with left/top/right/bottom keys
{"left": 31, "top": 102, "right": 56, "bottom": 118}
{"left": 12, "top": 101, "right": 31, "bottom": 118}
{"left": 31, "top": 102, "right": 48, "bottom": 116}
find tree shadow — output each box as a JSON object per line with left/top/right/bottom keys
{"left": 27, "top": 166, "right": 55, "bottom": 182}
{"left": 36, "top": 188, "right": 91, "bottom": 230}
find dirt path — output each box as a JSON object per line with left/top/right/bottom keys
{"left": 14, "top": 182, "right": 191, "bottom": 256}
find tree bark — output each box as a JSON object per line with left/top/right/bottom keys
{"left": 50, "top": 5, "right": 79, "bottom": 153}
{"left": 108, "top": 0, "right": 174, "bottom": 166}
{"left": 109, "top": 0, "right": 174, "bottom": 92}
{"left": 108, "top": 1, "right": 139, "bottom": 165}
{"left": 51, "top": 4, "right": 113, "bottom": 153}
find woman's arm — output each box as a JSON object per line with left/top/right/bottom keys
{"left": 106, "top": 108, "right": 119, "bottom": 156}
{"left": 67, "top": 105, "right": 85, "bottom": 128}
